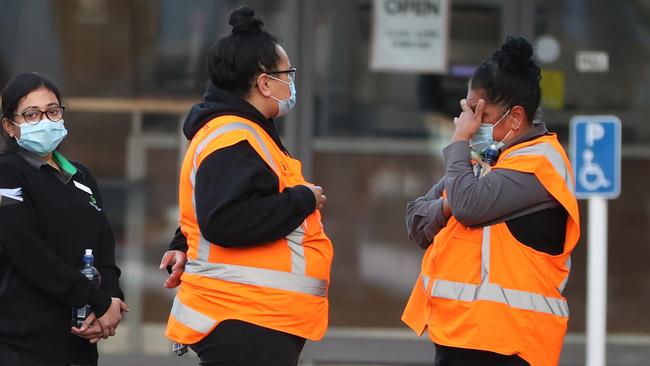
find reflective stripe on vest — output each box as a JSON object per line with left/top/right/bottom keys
{"left": 425, "top": 226, "right": 569, "bottom": 318}
{"left": 503, "top": 142, "right": 575, "bottom": 194}
{"left": 184, "top": 122, "right": 322, "bottom": 296}
{"left": 287, "top": 224, "right": 306, "bottom": 275}
{"left": 171, "top": 295, "right": 216, "bottom": 333}
{"left": 184, "top": 260, "right": 328, "bottom": 297}
{"left": 425, "top": 143, "right": 575, "bottom": 318}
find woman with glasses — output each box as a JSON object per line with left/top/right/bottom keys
{"left": 160, "top": 6, "right": 332, "bottom": 366}
{"left": 0, "top": 72, "right": 128, "bottom": 366}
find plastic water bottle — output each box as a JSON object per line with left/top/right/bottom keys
{"left": 72, "top": 249, "right": 102, "bottom": 327}
{"left": 481, "top": 143, "right": 500, "bottom": 166}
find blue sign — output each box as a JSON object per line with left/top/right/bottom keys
{"left": 570, "top": 116, "right": 621, "bottom": 199}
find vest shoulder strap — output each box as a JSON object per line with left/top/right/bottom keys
{"left": 496, "top": 134, "right": 580, "bottom": 248}
{"left": 192, "top": 117, "right": 280, "bottom": 175}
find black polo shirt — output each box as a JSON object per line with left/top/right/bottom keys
{"left": 0, "top": 147, "right": 123, "bottom": 365}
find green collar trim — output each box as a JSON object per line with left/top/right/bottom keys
{"left": 52, "top": 151, "right": 78, "bottom": 176}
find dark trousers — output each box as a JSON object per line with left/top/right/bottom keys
{"left": 190, "top": 320, "right": 306, "bottom": 366}
{"left": 434, "top": 343, "right": 530, "bottom": 366}
{"left": 0, "top": 342, "right": 92, "bottom": 366}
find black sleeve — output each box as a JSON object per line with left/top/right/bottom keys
{"left": 0, "top": 164, "right": 113, "bottom": 316}
{"left": 168, "top": 227, "right": 188, "bottom": 252}
{"left": 76, "top": 163, "right": 124, "bottom": 301}
{"left": 195, "top": 141, "right": 316, "bottom": 247}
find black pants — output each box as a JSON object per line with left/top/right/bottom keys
{"left": 0, "top": 342, "right": 92, "bottom": 366}
{"left": 190, "top": 320, "right": 306, "bottom": 366}
{"left": 434, "top": 344, "right": 530, "bottom": 366}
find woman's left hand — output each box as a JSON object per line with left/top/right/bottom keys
{"left": 452, "top": 98, "right": 485, "bottom": 142}
{"left": 71, "top": 312, "right": 106, "bottom": 343}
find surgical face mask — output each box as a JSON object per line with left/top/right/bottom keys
{"left": 470, "top": 109, "right": 511, "bottom": 153}
{"left": 268, "top": 75, "right": 296, "bottom": 117}
{"left": 13, "top": 119, "right": 68, "bottom": 156}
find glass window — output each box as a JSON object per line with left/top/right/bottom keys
{"left": 312, "top": 0, "right": 501, "bottom": 139}
{"left": 310, "top": 0, "right": 504, "bottom": 327}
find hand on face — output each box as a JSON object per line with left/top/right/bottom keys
{"left": 452, "top": 98, "right": 485, "bottom": 142}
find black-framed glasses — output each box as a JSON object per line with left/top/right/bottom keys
{"left": 14, "top": 106, "right": 65, "bottom": 124}
{"left": 267, "top": 68, "right": 297, "bottom": 82}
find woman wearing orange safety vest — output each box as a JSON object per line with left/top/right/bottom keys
{"left": 403, "top": 36, "right": 580, "bottom": 366}
{"left": 160, "top": 7, "right": 332, "bottom": 365}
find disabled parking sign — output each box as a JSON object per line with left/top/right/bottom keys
{"left": 570, "top": 116, "right": 621, "bottom": 199}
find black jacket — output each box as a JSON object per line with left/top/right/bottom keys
{"left": 0, "top": 148, "right": 123, "bottom": 365}
{"left": 169, "top": 85, "right": 315, "bottom": 251}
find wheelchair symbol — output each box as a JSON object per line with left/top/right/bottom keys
{"left": 579, "top": 149, "right": 610, "bottom": 191}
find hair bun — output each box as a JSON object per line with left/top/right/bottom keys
{"left": 501, "top": 36, "right": 533, "bottom": 64}
{"left": 229, "top": 6, "right": 264, "bottom": 35}
{"left": 497, "top": 36, "right": 539, "bottom": 80}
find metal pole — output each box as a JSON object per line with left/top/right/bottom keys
{"left": 296, "top": 0, "right": 315, "bottom": 178}
{"left": 586, "top": 197, "right": 608, "bottom": 366}
{"left": 123, "top": 111, "right": 145, "bottom": 352}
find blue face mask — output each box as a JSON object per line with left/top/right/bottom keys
{"left": 268, "top": 75, "right": 296, "bottom": 117}
{"left": 13, "top": 119, "right": 68, "bottom": 156}
{"left": 470, "top": 109, "right": 511, "bottom": 153}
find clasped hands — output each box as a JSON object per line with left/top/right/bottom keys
{"left": 71, "top": 297, "right": 129, "bottom": 344}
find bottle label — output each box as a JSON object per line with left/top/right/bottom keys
{"left": 76, "top": 306, "right": 88, "bottom": 318}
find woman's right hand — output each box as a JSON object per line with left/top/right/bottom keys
{"left": 96, "top": 297, "right": 129, "bottom": 338}
{"left": 159, "top": 250, "right": 187, "bottom": 288}
{"left": 452, "top": 98, "right": 485, "bottom": 142}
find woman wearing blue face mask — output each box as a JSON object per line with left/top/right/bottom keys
{"left": 0, "top": 72, "right": 128, "bottom": 365}
{"left": 404, "top": 36, "right": 580, "bottom": 366}
{"left": 158, "top": 6, "right": 332, "bottom": 366}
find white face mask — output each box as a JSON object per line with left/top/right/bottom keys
{"left": 470, "top": 109, "right": 511, "bottom": 153}
{"left": 268, "top": 75, "right": 296, "bottom": 117}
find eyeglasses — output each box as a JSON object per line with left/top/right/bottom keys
{"left": 267, "top": 68, "right": 297, "bottom": 82}
{"left": 14, "top": 106, "right": 65, "bottom": 124}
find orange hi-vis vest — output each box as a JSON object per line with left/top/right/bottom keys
{"left": 166, "top": 116, "right": 333, "bottom": 344}
{"left": 402, "top": 133, "right": 580, "bottom": 366}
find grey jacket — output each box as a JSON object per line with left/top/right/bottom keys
{"left": 406, "top": 122, "right": 561, "bottom": 249}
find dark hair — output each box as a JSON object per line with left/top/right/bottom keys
{"left": 0, "top": 73, "right": 62, "bottom": 152}
{"left": 470, "top": 36, "right": 541, "bottom": 122}
{"left": 207, "top": 6, "right": 281, "bottom": 97}
{"left": 2, "top": 72, "right": 62, "bottom": 121}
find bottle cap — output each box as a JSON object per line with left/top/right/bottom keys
{"left": 85, "top": 249, "right": 93, "bottom": 256}
{"left": 481, "top": 144, "right": 500, "bottom": 166}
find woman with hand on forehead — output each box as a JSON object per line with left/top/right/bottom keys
{"left": 0, "top": 72, "right": 127, "bottom": 366}
{"left": 404, "top": 36, "right": 580, "bottom": 366}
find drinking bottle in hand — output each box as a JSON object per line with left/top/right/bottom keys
{"left": 72, "top": 249, "right": 102, "bottom": 327}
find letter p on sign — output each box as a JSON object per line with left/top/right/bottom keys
{"left": 586, "top": 123, "right": 605, "bottom": 147}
